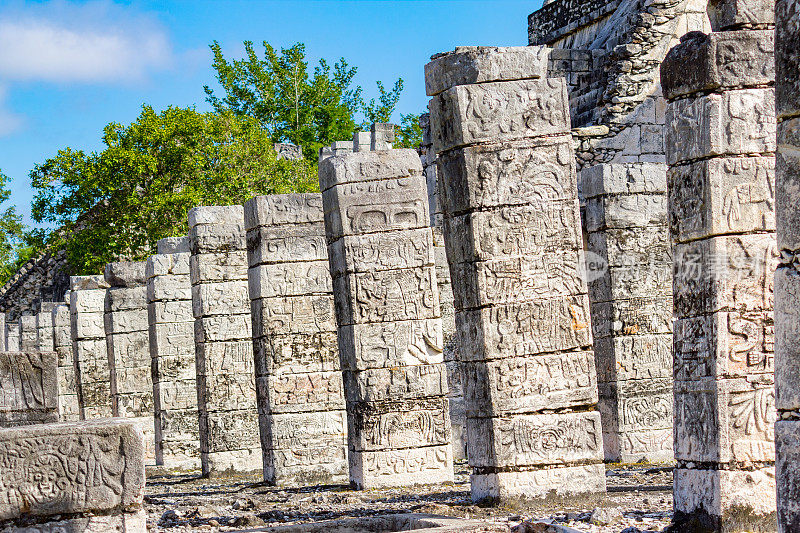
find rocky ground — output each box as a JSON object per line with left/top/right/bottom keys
{"left": 144, "top": 463, "right": 674, "bottom": 532}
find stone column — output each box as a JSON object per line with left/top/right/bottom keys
{"left": 0, "top": 313, "right": 7, "bottom": 351}
{"left": 5, "top": 321, "right": 19, "bottom": 352}
{"left": 147, "top": 236, "right": 200, "bottom": 470}
{"left": 426, "top": 46, "right": 605, "bottom": 502}
{"left": 53, "top": 294, "right": 80, "bottom": 421}
{"left": 0, "top": 351, "right": 58, "bottom": 426}
{"left": 320, "top": 149, "right": 454, "bottom": 490}
{"left": 18, "top": 315, "right": 37, "bottom": 352}
{"left": 776, "top": 0, "right": 800, "bottom": 530}
{"left": 420, "top": 113, "right": 466, "bottom": 462}
{"left": 36, "top": 302, "right": 57, "bottom": 352}
{"left": 189, "top": 205, "right": 260, "bottom": 475}
{"left": 70, "top": 275, "right": 112, "bottom": 419}
{"left": 583, "top": 163, "right": 674, "bottom": 463}
{"left": 662, "top": 15, "right": 777, "bottom": 529}
{"left": 104, "top": 261, "right": 155, "bottom": 462}
{"left": 245, "top": 194, "right": 348, "bottom": 486}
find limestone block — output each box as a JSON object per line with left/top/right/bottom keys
{"left": 197, "top": 373, "right": 256, "bottom": 412}
{"left": 72, "top": 289, "right": 105, "bottom": 313}
{"left": 674, "top": 312, "right": 774, "bottom": 381}
{"left": 661, "top": 30, "right": 774, "bottom": 101}
{"left": 264, "top": 447, "right": 348, "bottom": 487}
{"left": 72, "top": 312, "right": 105, "bottom": 339}
{"left": 337, "top": 318, "right": 443, "bottom": 371}
{"left": 149, "top": 324, "right": 193, "bottom": 359}
{"left": 105, "top": 261, "right": 146, "bottom": 287}
{"left": 189, "top": 252, "right": 249, "bottom": 282}
{"left": 332, "top": 267, "right": 440, "bottom": 326}
{"left": 153, "top": 380, "right": 196, "bottom": 411}
{"left": 259, "top": 411, "right": 347, "bottom": 450}
{"left": 470, "top": 463, "right": 606, "bottom": 502}
{"left": 347, "top": 398, "right": 451, "bottom": 452}
{"left": 255, "top": 371, "right": 345, "bottom": 414}
{"left": 585, "top": 194, "right": 667, "bottom": 232}
{"left": 191, "top": 280, "right": 250, "bottom": 317}
{"left": 613, "top": 427, "right": 674, "bottom": 465}
{"left": 194, "top": 315, "right": 251, "bottom": 343}
{"left": 0, "top": 510, "right": 146, "bottom": 532}
{"left": 251, "top": 295, "right": 336, "bottom": 337}
{"left": 146, "top": 252, "right": 190, "bottom": 278}
{"left": 665, "top": 88, "right": 776, "bottom": 165}
{"left": 244, "top": 193, "right": 323, "bottom": 228}
{"left": 253, "top": 332, "right": 339, "bottom": 375}
{"left": 0, "top": 352, "right": 58, "bottom": 426}
{"left": 581, "top": 163, "right": 667, "bottom": 200}
{"left": 0, "top": 419, "right": 144, "bottom": 520}
{"left": 195, "top": 340, "right": 252, "bottom": 376}
{"left": 708, "top": 0, "right": 775, "bottom": 31}
{"left": 429, "top": 78, "right": 570, "bottom": 153}
{"left": 147, "top": 274, "right": 192, "bottom": 302}
{"left": 157, "top": 236, "right": 190, "bottom": 254}
{"left": 148, "top": 300, "right": 193, "bottom": 325}
{"left": 597, "top": 379, "right": 673, "bottom": 434}
{"left": 248, "top": 261, "right": 331, "bottom": 299}
{"left": 590, "top": 297, "right": 673, "bottom": 338}
{"left": 104, "top": 308, "right": 149, "bottom": 334}
{"left": 342, "top": 364, "right": 449, "bottom": 403}
{"left": 199, "top": 409, "right": 260, "bottom": 456}
{"left": 424, "top": 46, "right": 548, "bottom": 96}
{"left": 189, "top": 223, "right": 246, "bottom": 254}
{"left": 152, "top": 351, "right": 196, "bottom": 385}
{"left": 319, "top": 148, "right": 421, "bottom": 190}
{"left": 349, "top": 445, "right": 454, "bottom": 490}
{"left": 594, "top": 334, "right": 673, "bottom": 383}
{"left": 70, "top": 274, "right": 109, "bottom": 291}
{"left": 456, "top": 296, "right": 593, "bottom": 362}
{"left": 776, "top": 420, "right": 800, "bottom": 530}
{"left": 436, "top": 136, "right": 576, "bottom": 216}
{"left": 461, "top": 351, "right": 597, "bottom": 418}
{"left": 777, "top": 268, "right": 800, "bottom": 411}
{"left": 588, "top": 226, "right": 670, "bottom": 269}
{"left": 450, "top": 252, "right": 588, "bottom": 311}
{"left": 777, "top": 0, "right": 800, "bottom": 119}
{"left": 327, "top": 229, "right": 434, "bottom": 277}
{"left": 674, "top": 377, "right": 775, "bottom": 464}
{"left": 777, "top": 118, "right": 800, "bottom": 251}
{"left": 188, "top": 204, "right": 244, "bottom": 227}
{"left": 669, "top": 156, "right": 775, "bottom": 243}
{"left": 467, "top": 411, "right": 603, "bottom": 468}
{"left": 673, "top": 233, "right": 777, "bottom": 318}
{"left": 673, "top": 466, "right": 777, "bottom": 522}
{"left": 443, "top": 202, "right": 581, "bottom": 264}
{"left": 246, "top": 224, "right": 328, "bottom": 265}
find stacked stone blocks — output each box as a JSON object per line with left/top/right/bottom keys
{"left": 245, "top": 194, "right": 348, "bottom": 486}
{"left": 662, "top": 8, "right": 778, "bottom": 528}
{"left": 320, "top": 149, "right": 454, "bottom": 489}
{"left": 0, "top": 351, "right": 58, "bottom": 427}
{"left": 52, "top": 294, "right": 80, "bottom": 421}
{"left": 147, "top": 237, "right": 200, "bottom": 470}
{"left": 426, "top": 46, "right": 606, "bottom": 501}
{"left": 189, "top": 205, "right": 260, "bottom": 475}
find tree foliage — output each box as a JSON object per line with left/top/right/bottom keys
{"left": 0, "top": 169, "right": 30, "bottom": 284}
{"left": 30, "top": 105, "right": 316, "bottom": 274}
{"left": 204, "top": 41, "right": 406, "bottom": 160}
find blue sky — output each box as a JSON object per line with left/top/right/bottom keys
{"left": 0, "top": 0, "right": 542, "bottom": 226}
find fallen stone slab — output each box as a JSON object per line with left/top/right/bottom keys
{"left": 0, "top": 419, "right": 146, "bottom": 532}
{"left": 233, "top": 513, "right": 507, "bottom": 533}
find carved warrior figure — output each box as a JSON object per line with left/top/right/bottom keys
{"left": 426, "top": 46, "right": 605, "bottom": 502}
{"left": 775, "top": 0, "right": 800, "bottom": 530}
{"left": 662, "top": 4, "right": 778, "bottom": 529}
{"left": 245, "top": 194, "right": 348, "bottom": 486}
{"left": 320, "top": 149, "right": 454, "bottom": 489}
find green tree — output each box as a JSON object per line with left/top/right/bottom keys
{"left": 0, "top": 170, "right": 31, "bottom": 283}
{"left": 204, "top": 41, "right": 405, "bottom": 159}
{"left": 395, "top": 113, "right": 423, "bottom": 149}
{"left": 31, "top": 105, "right": 315, "bottom": 274}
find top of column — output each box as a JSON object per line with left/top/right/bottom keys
{"left": 69, "top": 275, "right": 109, "bottom": 291}
{"left": 188, "top": 205, "right": 244, "bottom": 228}
{"left": 244, "top": 193, "right": 323, "bottom": 229}
{"left": 708, "top": 0, "right": 775, "bottom": 31}
{"left": 424, "top": 46, "right": 549, "bottom": 96}
{"left": 157, "top": 236, "right": 190, "bottom": 255}
{"left": 105, "top": 261, "right": 147, "bottom": 288}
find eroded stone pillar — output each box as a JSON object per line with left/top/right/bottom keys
{"left": 583, "top": 163, "right": 674, "bottom": 463}
{"left": 426, "top": 46, "right": 605, "bottom": 502}
{"left": 0, "top": 351, "right": 58, "bottom": 427}
{"left": 70, "top": 275, "right": 111, "bottom": 420}
{"left": 245, "top": 194, "right": 348, "bottom": 486}
{"left": 662, "top": 15, "right": 777, "bottom": 530}
{"left": 53, "top": 294, "right": 80, "bottom": 421}
{"left": 147, "top": 237, "right": 200, "bottom": 470}
{"left": 320, "top": 149, "right": 454, "bottom": 489}
{"left": 18, "top": 315, "right": 37, "bottom": 352}
{"left": 0, "top": 314, "right": 6, "bottom": 351}
{"left": 775, "top": 0, "right": 800, "bottom": 530}
{"left": 36, "top": 302, "right": 57, "bottom": 352}
{"left": 5, "top": 321, "right": 19, "bottom": 352}
{"left": 189, "top": 205, "right": 260, "bottom": 475}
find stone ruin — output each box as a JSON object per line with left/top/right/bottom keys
{"left": 1, "top": 2, "right": 800, "bottom": 532}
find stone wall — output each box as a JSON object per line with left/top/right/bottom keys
{"left": 0, "top": 249, "right": 69, "bottom": 322}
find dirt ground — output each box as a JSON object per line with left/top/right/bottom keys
{"left": 144, "top": 463, "right": 674, "bottom": 532}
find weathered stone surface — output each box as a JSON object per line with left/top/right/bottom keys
{"left": 777, "top": 419, "right": 800, "bottom": 531}
{"left": 35, "top": 303, "right": 56, "bottom": 353}
{"left": 4, "top": 324, "right": 18, "bottom": 353}
{"left": 0, "top": 419, "right": 145, "bottom": 521}
{"left": 322, "top": 150, "right": 453, "bottom": 489}
{"left": 776, "top": 0, "right": 800, "bottom": 119}
{"left": 470, "top": 463, "right": 607, "bottom": 502}
{"left": 708, "top": 0, "right": 775, "bottom": 31}
{"left": 424, "top": 46, "right": 548, "bottom": 96}
{"left": 0, "top": 352, "right": 57, "bottom": 427}
{"left": 661, "top": 30, "right": 774, "bottom": 101}
{"left": 17, "top": 316, "right": 36, "bottom": 353}
{"left": 665, "top": 88, "right": 776, "bottom": 165}
{"left": 157, "top": 236, "right": 190, "bottom": 255}
{"left": 581, "top": 162, "right": 668, "bottom": 199}
{"left": 777, "top": 118, "right": 800, "bottom": 252}
{"left": 190, "top": 205, "right": 259, "bottom": 475}
{"left": 429, "top": 78, "right": 570, "bottom": 153}
{"left": 105, "top": 261, "right": 147, "bottom": 288}
{"left": 52, "top": 299, "right": 79, "bottom": 422}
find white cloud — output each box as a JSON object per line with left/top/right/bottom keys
{"left": 0, "top": 85, "right": 23, "bottom": 137}
{"left": 0, "top": 1, "right": 173, "bottom": 84}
